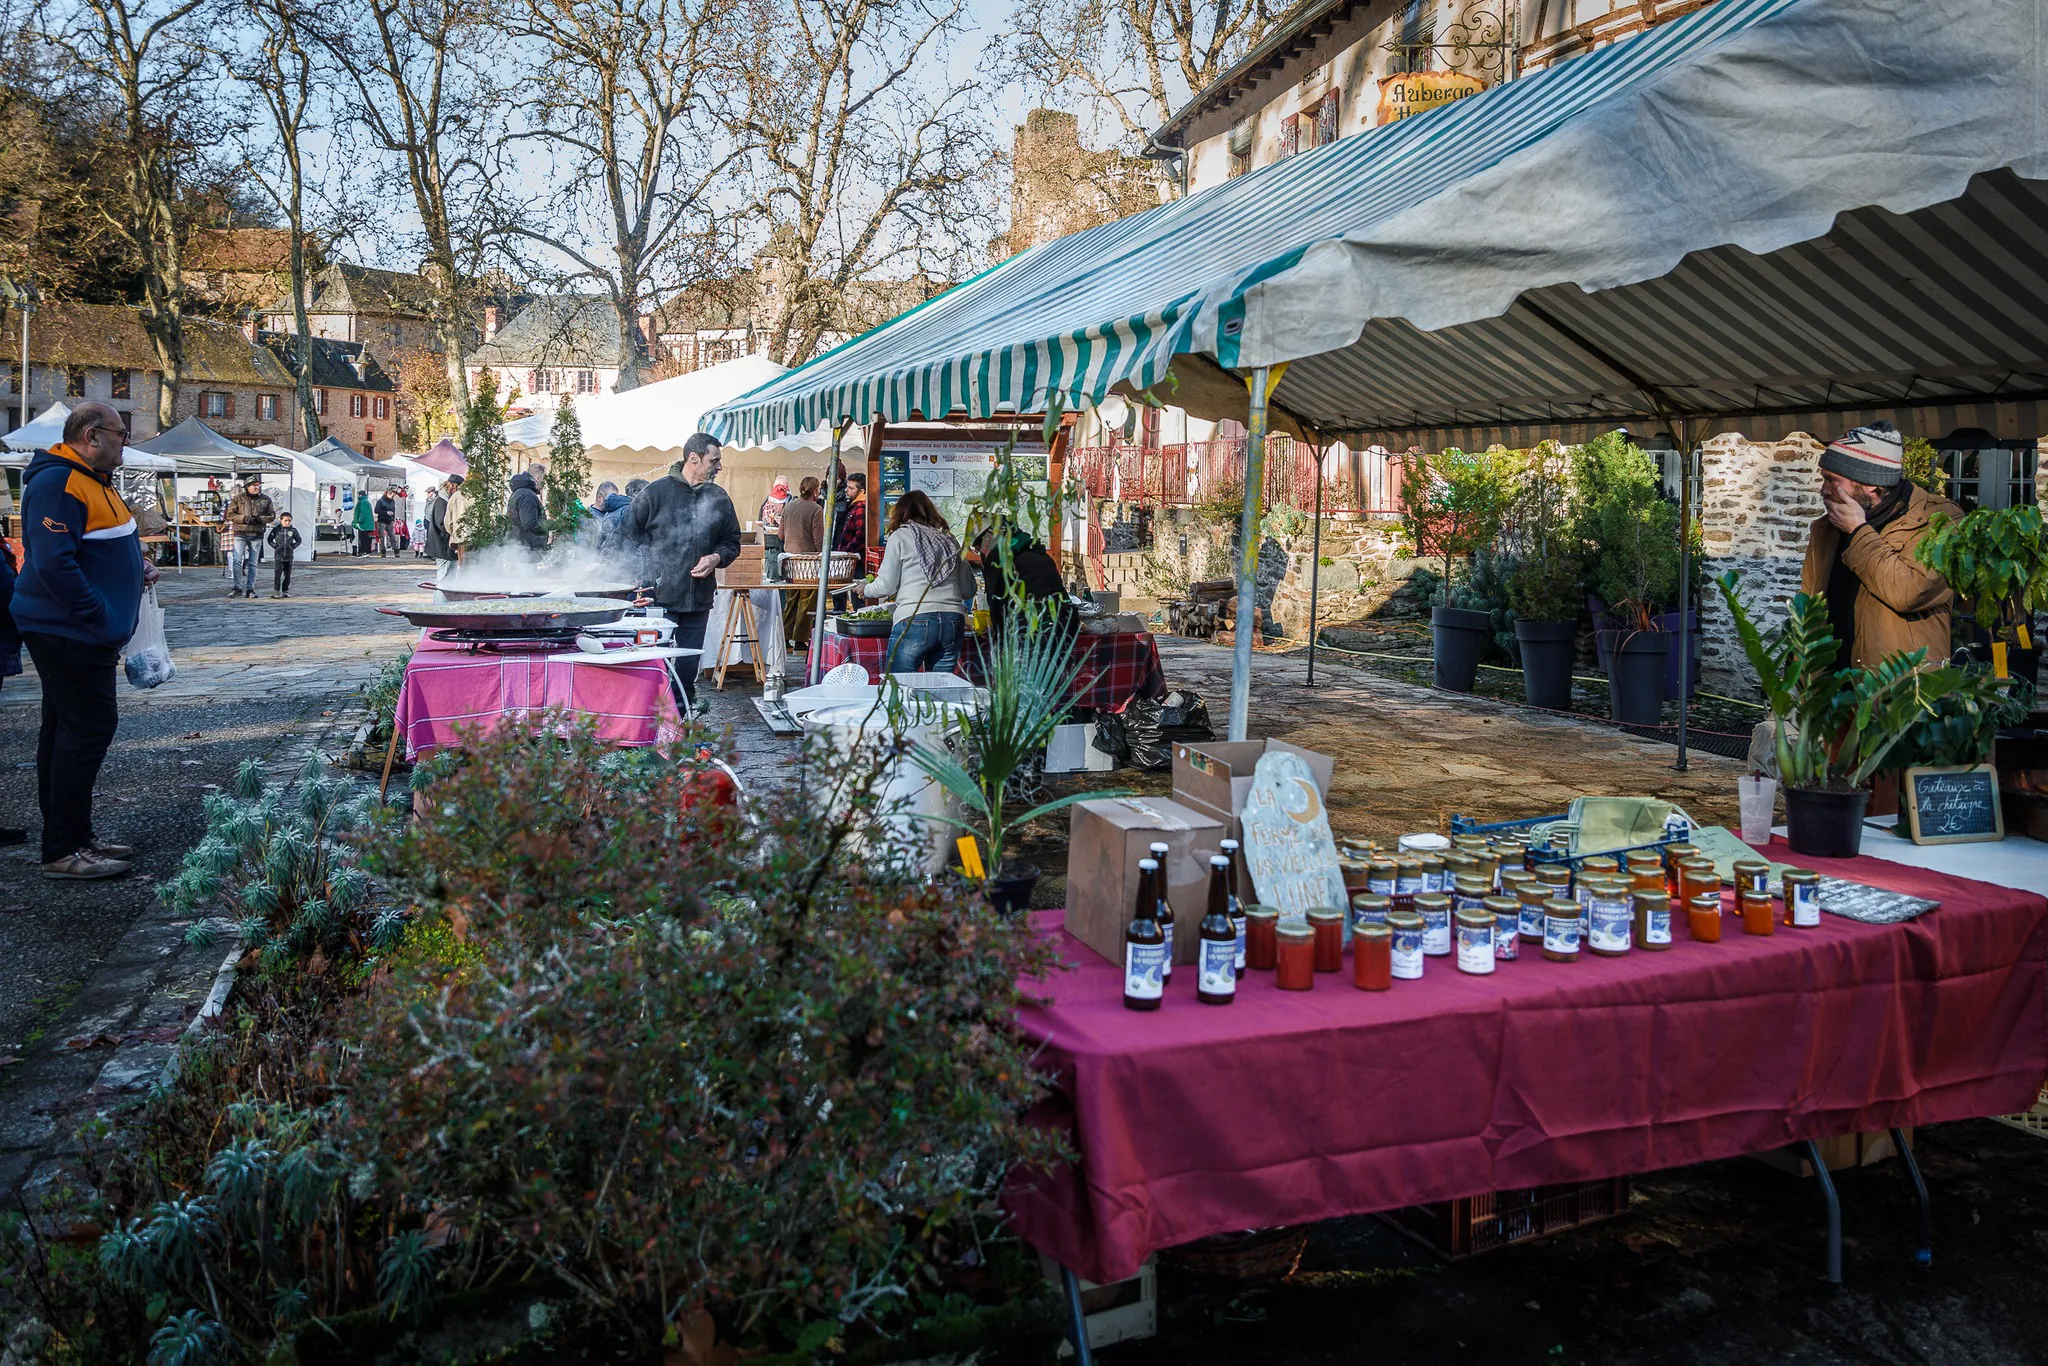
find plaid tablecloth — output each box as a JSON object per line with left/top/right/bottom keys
{"left": 816, "top": 628, "right": 1167, "bottom": 712}
{"left": 394, "top": 632, "right": 684, "bottom": 759}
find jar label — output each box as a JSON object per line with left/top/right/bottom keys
{"left": 1352, "top": 903, "right": 1388, "bottom": 932}
{"left": 1198, "top": 939, "right": 1237, "bottom": 996}
{"left": 1125, "top": 941, "right": 1165, "bottom": 999}
{"left": 1457, "top": 923, "right": 1495, "bottom": 974}
{"left": 1391, "top": 938, "right": 1423, "bottom": 980}
{"left": 1495, "top": 919, "right": 1520, "bottom": 958}
{"left": 1792, "top": 884, "right": 1821, "bottom": 927}
{"left": 1646, "top": 908, "right": 1672, "bottom": 945}
{"left": 1452, "top": 891, "right": 1486, "bottom": 914}
{"left": 1420, "top": 905, "right": 1452, "bottom": 955}
{"left": 1396, "top": 873, "right": 1424, "bottom": 898}
{"left": 1588, "top": 901, "right": 1632, "bottom": 952}
{"left": 1545, "top": 915, "right": 1580, "bottom": 954}
{"left": 1161, "top": 923, "right": 1175, "bottom": 974}
{"left": 1518, "top": 904, "right": 1546, "bottom": 939}
{"left": 1368, "top": 875, "right": 1396, "bottom": 897}
{"left": 1424, "top": 870, "right": 1446, "bottom": 894}
{"left": 1233, "top": 917, "right": 1247, "bottom": 970}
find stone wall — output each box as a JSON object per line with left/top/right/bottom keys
{"left": 1696, "top": 431, "right": 1825, "bottom": 696}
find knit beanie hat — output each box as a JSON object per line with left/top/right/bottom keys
{"left": 1819, "top": 422, "right": 1904, "bottom": 487}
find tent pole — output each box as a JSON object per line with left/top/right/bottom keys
{"left": 1306, "top": 431, "right": 1325, "bottom": 688}
{"left": 1674, "top": 422, "right": 1695, "bottom": 773}
{"left": 808, "top": 420, "right": 850, "bottom": 687}
{"left": 1230, "top": 364, "right": 1286, "bottom": 742}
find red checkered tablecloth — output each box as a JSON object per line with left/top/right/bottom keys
{"left": 816, "top": 628, "right": 1166, "bottom": 712}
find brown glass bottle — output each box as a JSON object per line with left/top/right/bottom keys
{"left": 1219, "top": 838, "right": 1247, "bottom": 977}
{"left": 1123, "top": 858, "right": 1166, "bottom": 1010}
{"left": 1197, "top": 855, "right": 1237, "bottom": 1004}
{"left": 1147, "top": 841, "right": 1175, "bottom": 979}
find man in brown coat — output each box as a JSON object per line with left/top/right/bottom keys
{"left": 1798, "top": 422, "right": 1959, "bottom": 668}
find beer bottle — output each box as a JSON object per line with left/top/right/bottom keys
{"left": 1197, "top": 855, "right": 1237, "bottom": 1005}
{"left": 1124, "top": 858, "right": 1166, "bottom": 1011}
{"left": 1147, "top": 841, "right": 1175, "bottom": 978}
{"left": 1219, "top": 837, "right": 1247, "bottom": 978}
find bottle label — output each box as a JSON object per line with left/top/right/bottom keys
{"left": 1456, "top": 922, "right": 1495, "bottom": 974}
{"left": 1646, "top": 908, "right": 1672, "bottom": 945}
{"left": 1391, "top": 928, "right": 1424, "bottom": 980}
{"left": 1160, "top": 922, "right": 1175, "bottom": 975}
{"left": 1420, "top": 904, "right": 1451, "bottom": 955}
{"left": 1792, "top": 884, "right": 1821, "bottom": 927}
{"left": 1233, "top": 917, "right": 1247, "bottom": 971}
{"left": 1588, "top": 899, "right": 1632, "bottom": 953}
{"left": 1124, "top": 941, "right": 1165, "bottom": 1000}
{"left": 1545, "top": 915, "right": 1580, "bottom": 954}
{"left": 1198, "top": 939, "right": 1237, "bottom": 997}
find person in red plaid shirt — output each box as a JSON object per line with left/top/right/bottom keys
{"left": 833, "top": 472, "right": 867, "bottom": 557}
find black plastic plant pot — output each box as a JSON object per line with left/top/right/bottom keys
{"left": 1431, "top": 606, "right": 1492, "bottom": 692}
{"left": 1600, "top": 629, "right": 1668, "bottom": 726}
{"left": 1513, "top": 619, "right": 1578, "bottom": 710}
{"left": 984, "top": 861, "right": 1040, "bottom": 917}
{"left": 1785, "top": 786, "right": 1868, "bottom": 859}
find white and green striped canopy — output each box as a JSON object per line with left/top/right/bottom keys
{"left": 706, "top": 0, "right": 2048, "bottom": 449}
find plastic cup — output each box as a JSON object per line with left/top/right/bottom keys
{"left": 1738, "top": 775, "right": 1778, "bottom": 844}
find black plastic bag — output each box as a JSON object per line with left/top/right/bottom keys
{"left": 1091, "top": 711, "right": 1130, "bottom": 765}
{"left": 1158, "top": 688, "right": 1211, "bottom": 737}
{"left": 1122, "top": 697, "right": 1172, "bottom": 770}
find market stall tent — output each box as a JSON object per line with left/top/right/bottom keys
{"left": 702, "top": 0, "right": 2048, "bottom": 738}
{"left": 253, "top": 444, "right": 352, "bottom": 560}
{"left": 2, "top": 401, "right": 69, "bottom": 452}
{"left": 413, "top": 438, "right": 467, "bottom": 478}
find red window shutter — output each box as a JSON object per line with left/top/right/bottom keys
{"left": 225, "top": 393, "right": 236, "bottom": 419}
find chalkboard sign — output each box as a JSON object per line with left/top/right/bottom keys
{"left": 1902, "top": 764, "right": 2004, "bottom": 845}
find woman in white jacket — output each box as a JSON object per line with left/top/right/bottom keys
{"left": 861, "top": 491, "right": 976, "bottom": 674}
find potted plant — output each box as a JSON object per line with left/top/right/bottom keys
{"left": 1502, "top": 441, "right": 1582, "bottom": 709}
{"left": 1400, "top": 446, "right": 1514, "bottom": 691}
{"left": 1716, "top": 572, "right": 1964, "bottom": 857}
{"left": 1576, "top": 433, "right": 1680, "bottom": 725}
{"left": 1914, "top": 504, "right": 2048, "bottom": 683}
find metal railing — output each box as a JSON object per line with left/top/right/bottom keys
{"left": 1069, "top": 438, "right": 1407, "bottom": 516}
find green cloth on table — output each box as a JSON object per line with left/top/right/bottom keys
{"left": 1567, "top": 796, "right": 1681, "bottom": 856}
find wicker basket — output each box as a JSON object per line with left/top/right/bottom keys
{"left": 782, "top": 551, "right": 860, "bottom": 583}
{"left": 1156, "top": 1226, "right": 1310, "bottom": 1283}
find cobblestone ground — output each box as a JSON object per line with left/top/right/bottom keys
{"left": 0, "top": 554, "right": 422, "bottom": 1192}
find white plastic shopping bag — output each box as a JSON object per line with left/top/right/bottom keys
{"left": 124, "top": 585, "right": 175, "bottom": 689}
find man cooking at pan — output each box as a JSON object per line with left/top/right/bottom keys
{"left": 626, "top": 432, "right": 740, "bottom": 710}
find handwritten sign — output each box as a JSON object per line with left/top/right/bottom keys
{"left": 1240, "top": 750, "right": 1349, "bottom": 920}
{"left": 1376, "top": 71, "right": 1486, "bottom": 126}
{"left": 1903, "top": 765, "right": 2004, "bottom": 845}
{"left": 1817, "top": 876, "right": 1939, "bottom": 924}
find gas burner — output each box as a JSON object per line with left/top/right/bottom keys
{"left": 429, "top": 627, "right": 580, "bottom": 653}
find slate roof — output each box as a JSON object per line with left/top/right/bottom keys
{"left": 260, "top": 331, "right": 399, "bottom": 392}
{"left": 282, "top": 262, "right": 439, "bottom": 320}
{"left": 0, "top": 303, "right": 290, "bottom": 386}
{"left": 466, "top": 295, "right": 624, "bottom": 369}
{"left": 187, "top": 228, "right": 293, "bottom": 274}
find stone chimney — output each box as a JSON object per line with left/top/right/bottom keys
{"left": 484, "top": 304, "right": 501, "bottom": 339}
{"left": 241, "top": 315, "right": 259, "bottom": 343}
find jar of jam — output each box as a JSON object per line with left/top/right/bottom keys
{"left": 1353, "top": 921, "right": 1393, "bottom": 990}
{"left": 1441, "top": 851, "right": 1476, "bottom": 886}
{"left": 1534, "top": 863, "right": 1572, "bottom": 901}
{"left": 1455, "top": 909, "right": 1496, "bottom": 974}
{"left": 1275, "top": 920, "right": 1315, "bottom": 989}
{"left": 1732, "top": 858, "right": 1770, "bottom": 898}
{"left": 1419, "top": 854, "right": 1448, "bottom": 895}
{"left": 1393, "top": 858, "right": 1425, "bottom": 911}
{"left": 1415, "top": 893, "right": 1453, "bottom": 956}
{"left": 1516, "top": 884, "right": 1550, "bottom": 944}
{"left": 1339, "top": 839, "right": 1378, "bottom": 863}
{"left": 1630, "top": 864, "right": 1667, "bottom": 896}
{"left": 1483, "top": 895, "right": 1520, "bottom": 960}
{"left": 1307, "top": 906, "right": 1346, "bottom": 971}
{"left": 1450, "top": 873, "right": 1490, "bottom": 913}
{"left": 1499, "top": 867, "right": 1532, "bottom": 897}
{"left": 1676, "top": 857, "right": 1717, "bottom": 904}
{"left": 1366, "top": 858, "right": 1398, "bottom": 902}
{"left": 1632, "top": 890, "right": 1672, "bottom": 951}
{"left": 1738, "top": 889, "right": 1775, "bottom": 935}
{"left": 1244, "top": 905, "right": 1280, "bottom": 969}
{"left": 1542, "top": 898, "right": 1582, "bottom": 962}
{"left": 1782, "top": 868, "right": 1822, "bottom": 927}
{"left": 1577, "top": 857, "right": 1619, "bottom": 908}
{"left": 1349, "top": 892, "right": 1391, "bottom": 933}
{"left": 1339, "top": 859, "right": 1372, "bottom": 901}
{"left": 1662, "top": 841, "right": 1700, "bottom": 882}
{"left": 1686, "top": 890, "right": 1723, "bottom": 942}
{"left": 1453, "top": 834, "right": 1488, "bottom": 854}
{"left": 1386, "top": 910, "right": 1426, "bottom": 980}
{"left": 1584, "top": 876, "right": 1633, "bottom": 956}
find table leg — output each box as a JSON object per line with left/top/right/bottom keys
{"left": 1059, "top": 1264, "right": 1094, "bottom": 1366}
{"left": 713, "top": 596, "right": 743, "bottom": 691}
{"left": 1891, "top": 1127, "right": 1932, "bottom": 1267}
{"left": 377, "top": 723, "right": 402, "bottom": 801}
{"left": 1803, "top": 1140, "right": 1843, "bottom": 1285}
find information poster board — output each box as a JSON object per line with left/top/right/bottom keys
{"left": 877, "top": 439, "right": 1049, "bottom": 543}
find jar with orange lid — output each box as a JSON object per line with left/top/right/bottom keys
{"left": 1686, "top": 890, "right": 1723, "bottom": 942}
{"left": 1632, "top": 890, "right": 1672, "bottom": 951}
{"left": 1386, "top": 910, "right": 1426, "bottom": 980}
{"left": 1275, "top": 920, "right": 1315, "bottom": 989}
{"left": 1244, "top": 905, "right": 1280, "bottom": 969}
{"left": 1353, "top": 921, "right": 1393, "bottom": 990}
{"left": 1738, "top": 889, "right": 1775, "bottom": 935}
{"left": 1307, "top": 906, "right": 1346, "bottom": 971}
{"left": 1542, "top": 898, "right": 1582, "bottom": 962}
{"left": 1483, "top": 895, "right": 1520, "bottom": 960}
{"left": 1516, "top": 884, "right": 1550, "bottom": 945}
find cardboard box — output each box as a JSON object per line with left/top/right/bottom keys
{"left": 717, "top": 544, "right": 766, "bottom": 587}
{"left": 1172, "top": 739, "right": 1335, "bottom": 845}
{"left": 1066, "top": 797, "right": 1225, "bottom": 967}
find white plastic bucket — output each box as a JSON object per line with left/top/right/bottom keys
{"left": 802, "top": 696, "right": 973, "bottom": 874}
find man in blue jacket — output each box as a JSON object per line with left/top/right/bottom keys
{"left": 13, "top": 401, "right": 156, "bottom": 879}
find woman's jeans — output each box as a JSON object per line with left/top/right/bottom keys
{"left": 884, "top": 612, "right": 963, "bottom": 675}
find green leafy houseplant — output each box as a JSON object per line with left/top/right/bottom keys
{"left": 1399, "top": 446, "right": 1515, "bottom": 605}
{"left": 1503, "top": 441, "right": 1584, "bottom": 623}
{"left": 1715, "top": 572, "right": 1964, "bottom": 790}
{"left": 1913, "top": 504, "right": 2048, "bottom": 644}
{"left": 1901, "top": 670, "right": 2033, "bottom": 768}
{"left": 1573, "top": 431, "right": 1678, "bottom": 631}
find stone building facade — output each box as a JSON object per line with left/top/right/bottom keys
{"left": 1693, "top": 432, "right": 1827, "bottom": 693}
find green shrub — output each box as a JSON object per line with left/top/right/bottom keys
{"left": 1573, "top": 432, "right": 1680, "bottom": 629}
{"left": 1399, "top": 447, "right": 1516, "bottom": 606}
{"left": 362, "top": 647, "right": 412, "bottom": 751}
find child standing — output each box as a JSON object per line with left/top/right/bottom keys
{"left": 267, "top": 513, "right": 303, "bottom": 598}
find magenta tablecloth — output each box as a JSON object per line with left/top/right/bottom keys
{"left": 817, "top": 629, "right": 1167, "bottom": 711}
{"left": 394, "top": 632, "right": 683, "bottom": 758}
{"left": 1005, "top": 839, "right": 2048, "bottom": 1283}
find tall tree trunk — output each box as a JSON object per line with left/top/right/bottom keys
{"left": 289, "top": 226, "right": 319, "bottom": 444}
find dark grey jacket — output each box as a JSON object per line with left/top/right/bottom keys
{"left": 422, "top": 492, "right": 454, "bottom": 561}
{"left": 625, "top": 474, "right": 740, "bottom": 614}
{"left": 506, "top": 472, "right": 548, "bottom": 551}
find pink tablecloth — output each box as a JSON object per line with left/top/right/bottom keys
{"left": 817, "top": 629, "right": 1167, "bottom": 711}
{"left": 394, "top": 632, "right": 683, "bottom": 758}
{"left": 1005, "top": 839, "right": 2048, "bottom": 1283}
